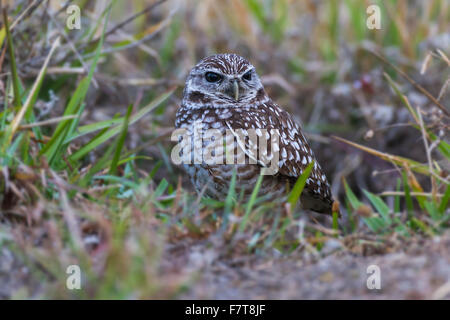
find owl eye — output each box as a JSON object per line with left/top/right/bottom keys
{"left": 205, "top": 72, "right": 222, "bottom": 83}
{"left": 242, "top": 71, "right": 252, "bottom": 81}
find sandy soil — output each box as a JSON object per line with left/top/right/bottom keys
{"left": 178, "top": 234, "right": 450, "bottom": 299}
{"left": 1, "top": 231, "right": 449, "bottom": 299}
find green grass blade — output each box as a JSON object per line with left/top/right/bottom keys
{"left": 438, "top": 184, "right": 450, "bottom": 214}
{"left": 68, "top": 88, "right": 174, "bottom": 162}
{"left": 424, "top": 200, "right": 440, "bottom": 222}
{"left": 3, "top": 10, "right": 21, "bottom": 108}
{"left": 8, "top": 39, "right": 60, "bottom": 148}
{"left": 393, "top": 217, "right": 410, "bottom": 237}
{"left": 149, "top": 161, "right": 162, "bottom": 180}
{"left": 287, "top": 161, "right": 314, "bottom": 209}
{"left": 384, "top": 73, "right": 419, "bottom": 122}
{"left": 413, "top": 128, "right": 450, "bottom": 159}
{"left": 64, "top": 116, "right": 125, "bottom": 144}
{"left": 78, "top": 141, "right": 116, "bottom": 188}
{"left": 410, "top": 217, "right": 433, "bottom": 236}
{"left": 363, "top": 216, "right": 385, "bottom": 233}
{"left": 402, "top": 172, "right": 414, "bottom": 218}
{"left": 394, "top": 178, "right": 401, "bottom": 213}
{"left": 0, "top": 25, "right": 5, "bottom": 48}
{"left": 332, "top": 211, "right": 339, "bottom": 233}
{"left": 343, "top": 178, "right": 362, "bottom": 209}
{"left": 240, "top": 172, "right": 264, "bottom": 232}
{"left": 93, "top": 175, "right": 139, "bottom": 189}
{"left": 153, "top": 179, "right": 169, "bottom": 199}
{"left": 363, "top": 189, "right": 391, "bottom": 224}
{"left": 109, "top": 104, "right": 133, "bottom": 176}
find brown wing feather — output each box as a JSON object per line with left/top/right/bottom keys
{"left": 227, "top": 100, "right": 334, "bottom": 214}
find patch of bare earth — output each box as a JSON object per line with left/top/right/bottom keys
{"left": 1, "top": 226, "right": 449, "bottom": 299}
{"left": 175, "top": 233, "right": 450, "bottom": 299}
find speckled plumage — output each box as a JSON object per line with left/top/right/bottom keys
{"left": 175, "top": 54, "right": 334, "bottom": 214}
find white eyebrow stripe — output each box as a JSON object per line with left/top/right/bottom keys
{"left": 200, "top": 66, "right": 254, "bottom": 76}
{"left": 199, "top": 67, "right": 224, "bottom": 74}
{"left": 239, "top": 66, "right": 254, "bottom": 76}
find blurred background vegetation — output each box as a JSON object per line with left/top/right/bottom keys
{"left": 0, "top": 0, "right": 448, "bottom": 299}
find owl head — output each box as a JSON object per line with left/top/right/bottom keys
{"left": 182, "top": 53, "right": 265, "bottom": 108}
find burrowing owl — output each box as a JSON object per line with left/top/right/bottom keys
{"left": 175, "top": 54, "right": 335, "bottom": 214}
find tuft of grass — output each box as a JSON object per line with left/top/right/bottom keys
{"left": 339, "top": 54, "right": 449, "bottom": 236}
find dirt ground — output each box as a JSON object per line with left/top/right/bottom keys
{"left": 175, "top": 234, "right": 450, "bottom": 300}
{"left": 1, "top": 230, "right": 449, "bottom": 299}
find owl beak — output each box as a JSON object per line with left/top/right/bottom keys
{"left": 232, "top": 80, "right": 239, "bottom": 101}
{"left": 223, "top": 79, "right": 239, "bottom": 101}
{"left": 224, "top": 79, "right": 240, "bottom": 101}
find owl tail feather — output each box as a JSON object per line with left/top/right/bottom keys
{"left": 300, "top": 191, "right": 341, "bottom": 217}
